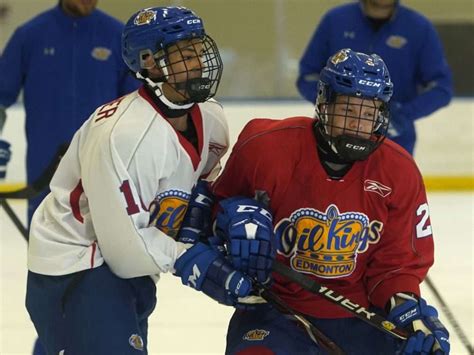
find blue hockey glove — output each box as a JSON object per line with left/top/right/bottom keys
{"left": 215, "top": 196, "right": 277, "bottom": 284}
{"left": 179, "top": 180, "right": 214, "bottom": 244}
{"left": 174, "top": 242, "right": 253, "bottom": 305}
{"left": 388, "top": 295, "right": 450, "bottom": 354}
{"left": 206, "top": 227, "right": 266, "bottom": 310}
{"left": 387, "top": 101, "right": 409, "bottom": 138}
{"left": 0, "top": 138, "right": 11, "bottom": 179}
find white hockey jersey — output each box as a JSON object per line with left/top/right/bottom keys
{"left": 28, "top": 87, "right": 229, "bottom": 279}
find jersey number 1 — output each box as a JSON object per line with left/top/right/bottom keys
{"left": 120, "top": 180, "right": 140, "bottom": 215}
{"left": 70, "top": 180, "right": 141, "bottom": 222}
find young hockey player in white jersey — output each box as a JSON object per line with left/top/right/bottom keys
{"left": 25, "top": 7, "right": 252, "bottom": 354}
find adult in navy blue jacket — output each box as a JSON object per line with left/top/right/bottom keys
{"left": 296, "top": 0, "right": 452, "bottom": 155}
{"left": 0, "top": 0, "right": 139, "bottom": 222}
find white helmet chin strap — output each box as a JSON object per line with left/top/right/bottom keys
{"left": 135, "top": 72, "right": 194, "bottom": 110}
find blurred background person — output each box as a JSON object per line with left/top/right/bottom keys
{"left": 296, "top": 0, "right": 453, "bottom": 155}
{"left": 0, "top": 0, "right": 139, "bottom": 224}
{"left": 0, "top": 0, "right": 139, "bottom": 354}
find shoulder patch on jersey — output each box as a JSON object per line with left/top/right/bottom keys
{"left": 364, "top": 179, "right": 392, "bottom": 197}
{"left": 276, "top": 204, "right": 383, "bottom": 279}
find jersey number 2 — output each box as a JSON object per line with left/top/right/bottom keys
{"left": 416, "top": 203, "right": 432, "bottom": 238}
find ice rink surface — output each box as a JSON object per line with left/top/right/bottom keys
{"left": 1, "top": 192, "right": 473, "bottom": 355}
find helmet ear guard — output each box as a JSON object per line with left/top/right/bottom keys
{"left": 315, "top": 49, "right": 393, "bottom": 161}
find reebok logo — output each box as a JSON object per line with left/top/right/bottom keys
{"left": 364, "top": 179, "right": 392, "bottom": 198}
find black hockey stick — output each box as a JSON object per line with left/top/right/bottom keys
{"left": 425, "top": 276, "right": 473, "bottom": 354}
{"left": 0, "top": 144, "right": 68, "bottom": 242}
{"left": 272, "top": 261, "right": 410, "bottom": 340}
{"left": 0, "top": 143, "right": 68, "bottom": 199}
{"left": 0, "top": 199, "right": 29, "bottom": 241}
{"left": 258, "top": 284, "right": 345, "bottom": 355}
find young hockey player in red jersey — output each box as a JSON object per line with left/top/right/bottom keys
{"left": 211, "top": 49, "right": 450, "bottom": 354}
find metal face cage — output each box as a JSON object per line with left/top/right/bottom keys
{"left": 144, "top": 34, "right": 223, "bottom": 104}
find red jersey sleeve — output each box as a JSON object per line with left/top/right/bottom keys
{"left": 365, "top": 155, "right": 434, "bottom": 309}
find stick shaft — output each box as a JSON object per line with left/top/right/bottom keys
{"left": 0, "top": 199, "right": 28, "bottom": 241}
{"left": 259, "top": 287, "right": 344, "bottom": 355}
{"left": 273, "top": 261, "right": 409, "bottom": 340}
{"left": 425, "top": 276, "right": 473, "bottom": 354}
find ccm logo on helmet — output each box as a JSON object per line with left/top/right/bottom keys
{"left": 187, "top": 19, "right": 201, "bottom": 24}
{"left": 358, "top": 80, "right": 381, "bottom": 87}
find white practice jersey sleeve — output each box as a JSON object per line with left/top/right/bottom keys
{"left": 28, "top": 88, "right": 228, "bottom": 278}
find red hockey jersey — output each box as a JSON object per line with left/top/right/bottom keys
{"left": 213, "top": 116, "right": 434, "bottom": 318}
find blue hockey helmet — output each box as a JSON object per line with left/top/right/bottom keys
{"left": 315, "top": 48, "right": 393, "bottom": 161}
{"left": 122, "top": 7, "right": 223, "bottom": 105}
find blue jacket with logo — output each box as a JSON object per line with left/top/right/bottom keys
{"left": 296, "top": 2, "right": 452, "bottom": 154}
{"left": 0, "top": 5, "right": 139, "bottom": 184}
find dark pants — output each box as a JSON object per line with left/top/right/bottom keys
{"left": 26, "top": 264, "right": 156, "bottom": 355}
{"left": 226, "top": 303, "right": 401, "bottom": 355}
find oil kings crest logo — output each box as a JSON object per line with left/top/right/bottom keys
{"left": 331, "top": 49, "right": 349, "bottom": 65}
{"left": 134, "top": 9, "right": 157, "bottom": 26}
{"left": 276, "top": 205, "right": 383, "bottom": 278}
{"left": 148, "top": 190, "right": 190, "bottom": 239}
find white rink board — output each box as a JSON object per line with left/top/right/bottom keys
{"left": 1, "top": 98, "right": 473, "bottom": 185}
